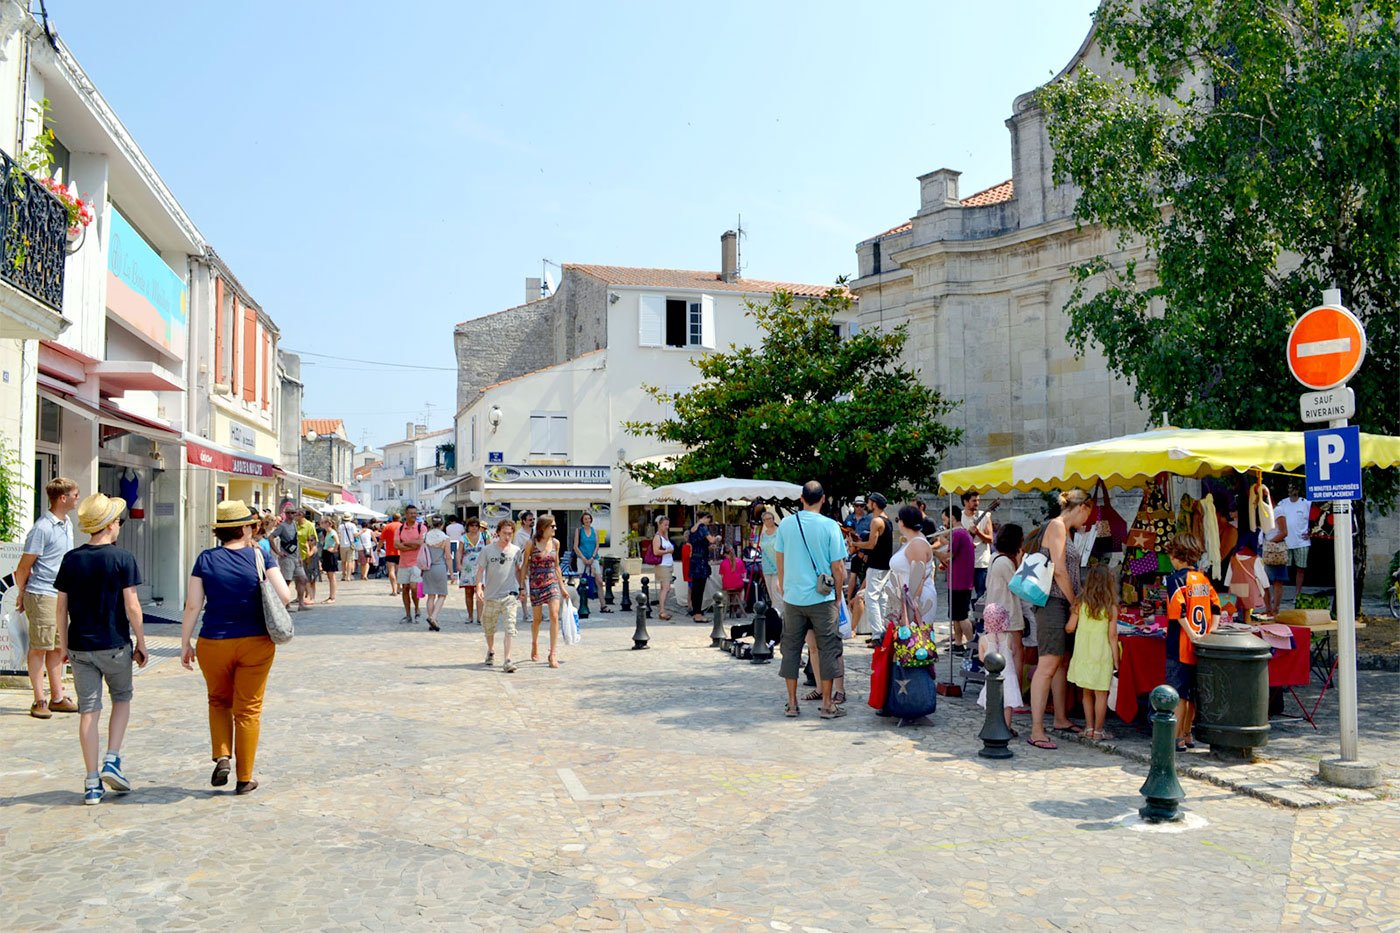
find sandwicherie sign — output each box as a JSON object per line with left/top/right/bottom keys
{"left": 484, "top": 464, "right": 611, "bottom": 484}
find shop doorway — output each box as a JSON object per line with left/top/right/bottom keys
{"left": 98, "top": 463, "right": 152, "bottom": 601}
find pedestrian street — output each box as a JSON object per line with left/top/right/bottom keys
{"left": 2, "top": 579, "right": 1396, "bottom": 931}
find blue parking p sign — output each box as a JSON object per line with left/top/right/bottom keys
{"left": 1304, "top": 425, "right": 1362, "bottom": 501}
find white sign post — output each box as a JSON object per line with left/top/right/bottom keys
{"left": 1288, "top": 288, "right": 1378, "bottom": 789}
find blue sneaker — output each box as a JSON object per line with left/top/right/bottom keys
{"left": 83, "top": 779, "right": 103, "bottom": 806}
{"left": 100, "top": 754, "right": 130, "bottom": 793}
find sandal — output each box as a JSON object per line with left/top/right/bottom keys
{"left": 784, "top": 703, "right": 800, "bottom": 718}
{"left": 428, "top": 620, "right": 441, "bottom": 632}
{"left": 833, "top": 691, "right": 847, "bottom": 705}
{"left": 1026, "top": 737, "right": 1057, "bottom": 750}
{"left": 1055, "top": 722, "right": 1084, "bottom": 735}
{"left": 802, "top": 689, "right": 823, "bottom": 702}
{"left": 1175, "top": 742, "right": 1188, "bottom": 753}
{"left": 819, "top": 705, "right": 847, "bottom": 720}
{"left": 659, "top": 613, "right": 673, "bottom": 621}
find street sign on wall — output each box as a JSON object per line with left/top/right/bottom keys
{"left": 1287, "top": 304, "right": 1367, "bottom": 390}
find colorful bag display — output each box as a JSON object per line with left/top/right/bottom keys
{"left": 1090, "top": 480, "right": 1128, "bottom": 557}
{"left": 1127, "top": 553, "right": 1160, "bottom": 577}
{"left": 1126, "top": 527, "right": 1158, "bottom": 551}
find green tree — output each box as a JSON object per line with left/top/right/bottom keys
{"left": 1037, "top": 0, "right": 1399, "bottom": 506}
{"left": 622, "top": 286, "right": 961, "bottom": 505}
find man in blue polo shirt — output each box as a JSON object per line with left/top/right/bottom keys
{"left": 16, "top": 477, "right": 81, "bottom": 718}
{"left": 776, "top": 480, "right": 847, "bottom": 721}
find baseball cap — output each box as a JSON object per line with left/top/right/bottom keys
{"left": 853, "top": 495, "right": 866, "bottom": 505}
{"left": 867, "top": 492, "right": 888, "bottom": 509}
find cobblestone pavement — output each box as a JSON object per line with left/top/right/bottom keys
{"left": 2, "top": 581, "right": 1397, "bottom": 931}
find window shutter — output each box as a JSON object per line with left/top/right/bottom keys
{"left": 550, "top": 416, "right": 568, "bottom": 455}
{"left": 638, "top": 294, "right": 665, "bottom": 347}
{"left": 530, "top": 415, "right": 548, "bottom": 454}
{"left": 699, "top": 294, "right": 716, "bottom": 349}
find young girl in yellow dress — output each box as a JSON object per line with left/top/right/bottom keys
{"left": 1066, "top": 563, "right": 1120, "bottom": 740}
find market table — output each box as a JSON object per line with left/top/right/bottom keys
{"left": 1114, "top": 625, "right": 1311, "bottom": 724}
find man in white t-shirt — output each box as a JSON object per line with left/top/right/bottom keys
{"left": 1274, "top": 482, "right": 1311, "bottom": 606}
{"left": 513, "top": 512, "right": 536, "bottom": 625}
{"left": 476, "top": 519, "right": 523, "bottom": 673}
{"left": 445, "top": 515, "right": 466, "bottom": 579}
{"left": 960, "top": 490, "right": 994, "bottom": 607}
{"left": 337, "top": 518, "right": 359, "bottom": 581}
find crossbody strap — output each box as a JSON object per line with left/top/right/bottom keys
{"left": 794, "top": 512, "right": 825, "bottom": 577}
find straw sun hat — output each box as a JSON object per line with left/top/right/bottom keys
{"left": 77, "top": 492, "right": 126, "bottom": 535}
{"left": 214, "top": 499, "right": 260, "bottom": 530}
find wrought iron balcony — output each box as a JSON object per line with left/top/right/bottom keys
{"left": 0, "top": 151, "right": 69, "bottom": 311}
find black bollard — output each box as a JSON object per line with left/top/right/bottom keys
{"left": 640, "top": 576, "right": 652, "bottom": 618}
{"left": 709, "top": 592, "right": 726, "bottom": 648}
{"left": 576, "top": 576, "right": 590, "bottom": 620}
{"left": 1139, "top": 684, "right": 1186, "bottom": 823}
{"left": 750, "top": 597, "right": 772, "bottom": 663}
{"left": 977, "top": 652, "right": 1014, "bottom": 759}
{"left": 604, "top": 564, "right": 617, "bottom": 606}
{"left": 632, "top": 598, "right": 649, "bottom": 649}
{"left": 620, "top": 572, "right": 632, "bottom": 612}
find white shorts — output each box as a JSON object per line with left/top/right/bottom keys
{"left": 399, "top": 566, "right": 423, "bottom": 585}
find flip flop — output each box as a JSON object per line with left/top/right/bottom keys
{"left": 1055, "top": 723, "right": 1085, "bottom": 735}
{"left": 1027, "top": 737, "right": 1057, "bottom": 750}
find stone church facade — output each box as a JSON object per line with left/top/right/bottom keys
{"left": 848, "top": 24, "right": 1396, "bottom": 586}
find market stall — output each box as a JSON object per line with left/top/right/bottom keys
{"left": 939, "top": 427, "right": 1400, "bottom": 724}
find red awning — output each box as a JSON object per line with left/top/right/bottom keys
{"left": 185, "top": 437, "right": 278, "bottom": 478}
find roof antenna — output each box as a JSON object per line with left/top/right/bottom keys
{"left": 736, "top": 214, "right": 747, "bottom": 274}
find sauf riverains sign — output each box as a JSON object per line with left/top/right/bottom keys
{"left": 484, "top": 465, "right": 611, "bottom": 484}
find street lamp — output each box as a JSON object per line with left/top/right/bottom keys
{"left": 488, "top": 405, "right": 502, "bottom": 433}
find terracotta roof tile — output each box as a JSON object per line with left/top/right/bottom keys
{"left": 567, "top": 264, "right": 838, "bottom": 298}
{"left": 301, "top": 418, "right": 346, "bottom": 438}
{"left": 959, "top": 178, "right": 1015, "bottom": 207}
{"left": 863, "top": 178, "right": 1016, "bottom": 244}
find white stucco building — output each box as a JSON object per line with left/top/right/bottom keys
{"left": 447, "top": 234, "right": 851, "bottom": 556}
{"left": 366, "top": 424, "right": 453, "bottom": 517}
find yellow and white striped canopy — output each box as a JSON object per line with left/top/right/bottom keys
{"left": 938, "top": 428, "right": 1400, "bottom": 494}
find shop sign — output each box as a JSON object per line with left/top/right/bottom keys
{"left": 186, "top": 439, "right": 277, "bottom": 478}
{"left": 488, "top": 451, "right": 504, "bottom": 463}
{"left": 484, "top": 464, "right": 610, "bottom": 484}
{"left": 1287, "top": 304, "right": 1367, "bottom": 391}
{"left": 482, "top": 502, "right": 512, "bottom": 526}
{"left": 230, "top": 422, "right": 256, "bottom": 450}
{"left": 1299, "top": 387, "right": 1356, "bottom": 424}
{"left": 106, "top": 206, "right": 188, "bottom": 360}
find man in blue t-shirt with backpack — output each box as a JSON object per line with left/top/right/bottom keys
{"left": 775, "top": 481, "right": 848, "bottom": 721}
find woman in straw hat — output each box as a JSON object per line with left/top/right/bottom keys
{"left": 179, "top": 499, "right": 291, "bottom": 795}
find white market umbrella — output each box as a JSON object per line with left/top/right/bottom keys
{"left": 650, "top": 476, "right": 803, "bottom": 505}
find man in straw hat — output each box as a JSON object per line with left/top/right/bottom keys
{"left": 54, "top": 492, "right": 147, "bottom": 805}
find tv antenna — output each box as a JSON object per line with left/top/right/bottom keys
{"left": 736, "top": 214, "right": 747, "bottom": 274}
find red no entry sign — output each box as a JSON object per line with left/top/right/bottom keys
{"left": 1287, "top": 304, "right": 1367, "bottom": 390}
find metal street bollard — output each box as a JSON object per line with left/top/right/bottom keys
{"left": 620, "top": 572, "right": 632, "bottom": 612}
{"left": 710, "top": 592, "right": 726, "bottom": 647}
{"left": 977, "top": 652, "right": 1014, "bottom": 759}
{"left": 576, "top": 576, "right": 590, "bottom": 620}
{"left": 603, "top": 563, "right": 617, "bottom": 607}
{"left": 751, "top": 596, "right": 772, "bottom": 663}
{"left": 632, "top": 598, "right": 650, "bottom": 649}
{"left": 640, "top": 576, "right": 652, "bottom": 618}
{"left": 1139, "top": 684, "right": 1186, "bottom": 824}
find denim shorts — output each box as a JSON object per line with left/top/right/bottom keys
{"left": 69, "top": 644, "right": 134, "bottom": 713}
{"left": 1165, "top": 658, "right": 1195, "bottom": 703}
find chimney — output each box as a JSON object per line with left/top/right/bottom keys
{"left": 405, "top": 421, "right": 414, "bottom": 440}
{"left": 917, "top": 168, "right": 962, "bottom": 214}
{"left": 525, "top": 277, "right": 541, "bottom": 303}
{"left": 720, "top": 230, "right": 739, "bottom": 283}
{"left": 415, "top": 424, "right": 427, "bottom": 437}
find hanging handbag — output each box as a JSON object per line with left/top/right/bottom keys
{"left": 254, "top": 547, "right": 294, "bottom": 645}
{"left": 1262, "top": 540, "right": 1288, "bottom": 566}
{"left": 1090, "top": 479, "right": 1128, "bottom": 556}
{"left": 892, "top": 585, "right": 937, "bottom": 668}
{"left": 1125, "top": 527, "right": 1158, "bottom": 551}
{"left": 1127, "top": 552, "right": 1160, "bottom": 577}
{"left": 1008, "top": 552, "right": 1054, "bottom": 607}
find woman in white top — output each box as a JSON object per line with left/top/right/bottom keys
{"left": 458, "top": 518, "right": 488, "bottom": 625}
{"left": 652, "top": 515, "right": 676, "bottom": 620}
{"left": 982, "top": 523, "right": 1026, "bottom": 695}
{"left": 887, "top": 505, "right": 937, "bottom": 624}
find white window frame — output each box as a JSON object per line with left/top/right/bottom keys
{"left": 529, "top": 411, "right": 568, "bottom": 457}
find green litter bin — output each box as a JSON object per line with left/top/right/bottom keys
{"left": 1193, "top": 630, "right": 1271, "bottom": 760}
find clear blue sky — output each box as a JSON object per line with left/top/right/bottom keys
{"left": 52, "top": 0, "right": 1099, "bottom": 449}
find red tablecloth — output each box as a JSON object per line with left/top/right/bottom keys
{"left": 1114, "top": 625, "right": 1311, "bottom": 723}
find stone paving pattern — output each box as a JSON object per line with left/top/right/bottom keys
{"left": 2, "top": 582, "right": 1397, "bottom": 930}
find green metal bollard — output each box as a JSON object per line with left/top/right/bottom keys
{"left": 710, "top": 592, "right": 726, "bottom": 647}
{"left": 1139, "top": 684, "right": 1186, "bottom": 824}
